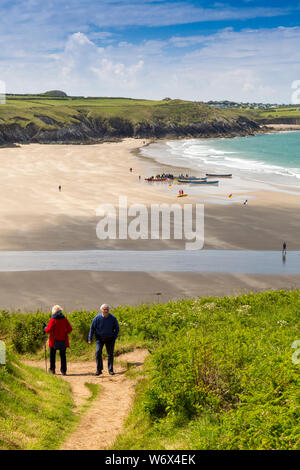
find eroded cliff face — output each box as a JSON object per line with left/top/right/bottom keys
{"left": 133, "top": 116, "right": 261, "bottom": 139}
{"left": 0, "top": 114, "right": 261, "bottom": 146}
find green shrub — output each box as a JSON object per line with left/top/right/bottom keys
{"left": 11, "top": 313, "right": 49, "bottom": 353}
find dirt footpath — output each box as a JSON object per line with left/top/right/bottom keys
{"left": 25, "top": 348, "right": 148, "bottom": 450}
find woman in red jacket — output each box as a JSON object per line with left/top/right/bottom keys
{"left": 44, "top": 305, "right": 72, "bottom": 375}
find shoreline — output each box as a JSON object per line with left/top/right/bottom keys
{"left": 136, "top": 131, "right": 300, "bottom": 197}
{"left": 1, "top": 135, "right": 300, "bottom": 247}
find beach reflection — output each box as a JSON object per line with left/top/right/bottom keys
{"left": 0, "top": 249, "right": 298, "bottom": 274}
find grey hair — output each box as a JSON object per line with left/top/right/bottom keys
{"left": 52, "top": 305, "right": 63, "bottom": 315}
{"left": 100, "top": 304, "right": 110, "bottom": 311}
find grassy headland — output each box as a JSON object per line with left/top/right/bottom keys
{"left": 0, "top": 290, "right": 299, "bottom": 450}
{"left": 2, "top": 94, "right": 300, "bottom": 146}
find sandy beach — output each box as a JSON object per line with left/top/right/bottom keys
{"left": 264, "top": 124, "right": 300, "bottom": 131}
{"left": 1, "top": 138, "right": 300, "bottom": 310}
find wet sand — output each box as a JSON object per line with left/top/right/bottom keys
{"left": 1, "top": 271, "right": 300, "bottom": 311}
{"left": 1, "top": 139, "right": 300, "bottom": 310}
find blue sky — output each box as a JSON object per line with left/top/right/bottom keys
{"left": 0, "top": 0, "right": 300, "bottom": 102}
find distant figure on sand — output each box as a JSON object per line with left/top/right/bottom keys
{"left": 88, "top": 304, "right": 119, "bottom": 376}
{"left": 130, "top": 168, "right": 133, "bottom": 173}
{"left": 282, "top": 242, "right": 287, "bottom": 254}
{"left": 44, "top": 305, "right": 72, "bottom": 376}
{"left": 59, "top": 185, "right": 61, "bottom": 192}
{"left": 139, "top": 175, "right": 141, "bottom": 181}
{"left": 243, "top": 199, "right": 248, "bottom": 205}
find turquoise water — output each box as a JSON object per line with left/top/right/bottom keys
{"left": 140, "top": 131, "right": 300, "bottom": 187}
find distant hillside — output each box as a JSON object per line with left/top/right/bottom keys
{"left": 0, "top": 95, "right": 261, "bottom": 145}
{"left": 42, "top": 90, "right": 68, "bottom": 97}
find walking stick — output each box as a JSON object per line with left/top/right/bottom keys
{"left": 44, "top": 335, "right": 47, "bottom": 372}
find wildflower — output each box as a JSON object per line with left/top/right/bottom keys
{"left": 277, "top": 320, "right": 288, "bottom": 326}
{"left": 237, "top": 305, "right": 251, "bottom": 314}
{"left": 203, "top": 302, "right": 216, "bottom": 310}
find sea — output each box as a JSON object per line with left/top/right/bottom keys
{"left": 140, "top": 131, "right": 300, "bottom": 189}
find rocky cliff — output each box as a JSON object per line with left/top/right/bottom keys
{"left": 0, "top": 114, "right": 261, "bottom": 146}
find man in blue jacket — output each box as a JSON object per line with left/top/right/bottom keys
{"left": 88, "top": 304, "right": 119, "bottom": 376}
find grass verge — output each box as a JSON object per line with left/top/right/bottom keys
{"left": 0, "top": 350, "right": 78, "bottom": 450}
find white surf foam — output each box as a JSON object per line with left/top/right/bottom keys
{"left": 140, "top": 138, "right": 300, "bottom": 187}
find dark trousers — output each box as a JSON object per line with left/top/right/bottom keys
{"left": 95, "top": 336, "right": 115, "bottom": 372}
{"left": 49, "top": 347, "right": 67, "bottom": 374}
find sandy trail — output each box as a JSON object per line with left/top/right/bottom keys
{"left": 25, "top": 348, "right": 148, "bottom": 450}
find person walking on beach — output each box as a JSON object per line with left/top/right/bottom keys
{"left": 283, "top": 241, "right": 287, "bottom": 255}
{"left": 44, "top": 305, "right": 72, "bottom": 375}
{"left": 88, "top": 304, "right": 119, "bottom": 376}
{"left": 58, "top": 185, "right": 61, "bottom": 192}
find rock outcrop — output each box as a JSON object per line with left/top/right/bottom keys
{"left": 0, "top": 114, "right": 261, "bottom": 146}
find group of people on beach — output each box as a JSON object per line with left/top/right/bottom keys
{"left": 44, "top": 304, "right": 119, "bottom": 376}
{"left": 147, "top": 172, "right": 175, "bottom": 179}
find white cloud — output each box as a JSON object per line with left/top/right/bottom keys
{"left": 1, "top": 25, "right": 300, "bottom": 103}
{"left": 91, "top": 3, "right": 292, "bottom": 27}
{"left": 0, "top": 1, "right": 294, "bottom": 51}
{"left": 176, "top": 27, "right": 300, "bottom": 102}
{"left": 52, "top": 33, "right": 145, "bottom": 93}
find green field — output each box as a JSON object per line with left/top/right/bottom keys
{"left": 258, "top": 106, "right": 300, "bottom": 121}
{"left": 216, "top": 105, "right": 300, "bottom": 123}
{"left": 0, "top": 289, "right": 299, "bottom": 450}
{"left": 0, "top": 95, "right": 223, "bottom": 131}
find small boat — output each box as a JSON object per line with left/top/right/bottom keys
{"left": 145, "top": 177, "right": 167, "bottom": 182}
{"left": 206, "top": 173, "right": 232, "bottom": 178}
{"left": 179, "top": 179, "right": 219, "bottom": 185}
{"left": 173, "top": 176, "right": 206, "bottom": 181}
